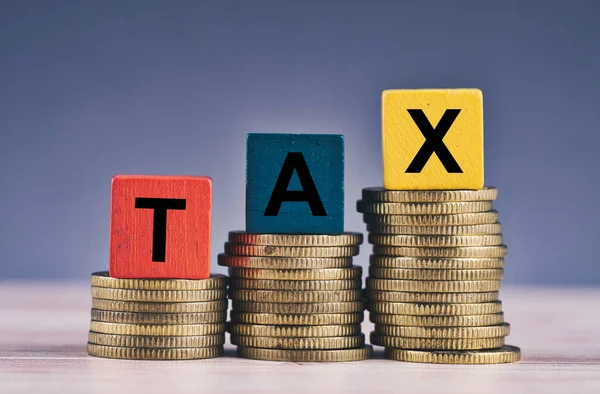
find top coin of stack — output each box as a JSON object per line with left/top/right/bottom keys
{"left": 87, "top": 272, "right": 228, "bottom": 360}
{"left": 357, "top": 187, "right": 521, "bottom": 364}
{"left": 219, "top": 231, "right": 374, "bottom": 362}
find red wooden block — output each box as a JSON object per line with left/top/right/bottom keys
{"left": 109, "top": 175, "right": 212, "bottom": 279}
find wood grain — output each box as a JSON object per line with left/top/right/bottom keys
{"left": 109, "top": 175, "right": 212, "bottom": 279}
{"left": 0, "top": 283, "right": 599, "bottom": 394}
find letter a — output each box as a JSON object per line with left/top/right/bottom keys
{"left": 263, "top": 152, "right": 327, "bottom": 216}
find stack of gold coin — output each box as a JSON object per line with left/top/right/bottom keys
{"left": 87, "top": 272, "right": 228, "bottom": 360}
{"left": 218, "top": 231, "right": 373, "bottom": 362}
{"left": 357, "top": 187, "right": 521, "bottom": 364}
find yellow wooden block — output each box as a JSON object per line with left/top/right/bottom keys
{"left": 382, "top": 89, "right": 484, "bottom": 190}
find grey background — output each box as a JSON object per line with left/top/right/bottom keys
{"left": 1, "top": 1, "right": 599, "bottom": 284}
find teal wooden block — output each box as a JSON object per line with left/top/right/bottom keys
{"left": 246, "top": 133, "right": 344, "bottom": 234}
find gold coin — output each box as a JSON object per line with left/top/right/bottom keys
{"left": 373, "top": 245, "right": 508, "bottom": 258}
{"left": 363, "top": 211, "right": 499, "bottom": 226}
{"left": 91, "top": 287, "right": 227, "bottom": 302}
{"left": 365, "top": 288, "right": 499, "bottom": 303}
{"left": 367, "top": 301, "right": 503, "bottom": 315}
{"left": 232, "top": 301, "right": 365, "bottom": 314}
{"left": 368, "top": 267, "right": 504, "bottom": 281}
{"left": 227, "top": 231, "right": 363, "bottom": 246}
{"left": 357, "top": 200, "right": 492, "bottom": 215}
{"left": 227, "top": 323, "right": 362, "bottom": 338}
{"left": 237, "top": 345, "right": 373, "bottom": 362}
{"left": 87, "top": 343, "right": 224, "bottom": 360}
{"left": 90, "top": 272, "right": 227, "bottom": 291}
{"left": 218, "top": 255, "right": 353, "bottom": 269}
{"left": 370, "top": 333, "right": 505, "bottom": 350}
{"left": 367, "top": 223, "right": 502, "bottom": 236}
{"left": 369, "top": 256, "right": 504, "bottom": 269}
{"left": 230, "top": 311, "right": 364, "bottom": 326}
{"left": 230, "top": 334, "right": 365, "bottom": 350}
{"left": 91, "top": 299, "right": 228, "bottom": 313}
{"left": 365, "top": 279, "right": 501, "bottom": 293}
{"left": 224, "top": 243, "right": 359, "bottom": 257}
{"left": 88, "top": 332, "right": 225, "bottom": 348}
{"left": 228, "top": 266, "right": 362, "bottom": 280}
{"left": 361, "top": 187, "right": 498, "bottom": 203}
{"left": 91, "top": 309, "right": 227, "bottom": 324}
{"left": 228, "top": 289, "right": 363, "bottom": 303}
{"left": 369, "top": 312, "right": 505, "bottom": 327}
{"left": 384, "top": 345, "right": 521, "bottom": 364}
{"left": 89, "top": 321, "right": 226, "bottom": 336}
{"left": 374, "top": 323, "right": 510, "bottom": 338}
{"left": 229, "top": 278, "right": 362, "bottom": 291}
{"left": 369, "top": 234, "right": 503, "bottom": 247}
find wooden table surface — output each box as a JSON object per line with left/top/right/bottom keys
{"left": 0, "top": 283, "right": 599, "bottom": 394}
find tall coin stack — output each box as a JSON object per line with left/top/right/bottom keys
{"left": 219, "top": 231, "right": 373, "bottom": 362}
{"left": 357, "top": 187, "right": 521, "bottom": 364}
{"left": 87, "top": 272, "right": 228, "bottom": 360}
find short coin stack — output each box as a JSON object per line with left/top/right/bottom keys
{"left": 357, "top": 187, "right": 521, "bottom": 364}
{"left": 219, "top": 231, "right": 373, "bottom": 362}
{"left": 87, "top": 272, "right": 228, "bottom": 360}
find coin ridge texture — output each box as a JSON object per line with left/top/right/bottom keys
{"left": 361, "top": 187, "right": 498, "bottom": 202}
{"left": 227, "top": 231, "right": 363, "bottom": 246}
{"left": 90, "top": 309, "right": 227, "bottom": 324}
{"left": 368, "top": 234, "right": 503, "bottom": 247}
{"left": 366, "top": 301, "right": 503, "bottom": 315}
{"left": 384, "top": 345, "right": 520, "bottom": 364}
{"left": 91, "top": 299, "right": 228, "bottom": 313}
{"left": 229, "top": 278, "right": 362, "bottom": 291}
{"left": 90, "top": 272, "right": 227, "bottom": 290}
{"left": 227, "top": 323, "right": 362, "bottom": 338}
{"left": 374, "top": 323, "right": 510, "bottom": 338}
{"left": 367, "top": 223, "right": 502, "bottom": 236}
{"left": 87, "top": 343, "right": 224, "bottom": 360}
{"left": 89, "top": 321, "right": 226, "bottom": 336}
{"left": 231, "top": 301, "right": 365, "bottom": 314}
{"left": 369, "top": 312, "right": 505, "bottom": 327}
{"left": 230, "top": 334, "right": 365, "bottom": 350}
{"left": 228, "top": 266, "right": 362, "bottom": 280}
{"left": 364, "top": 288, "right": 499, "bottom": 303}
{"left": 369, "top": 256, "right": 504, "bottom": 270}
{"left": 230, "top": 311, "right": 364, "bottom": 326}
{"left": 357, "top": 200, "right": 492, "bottom": 215}
{"left": 369, "top": 333, "right": 505, "bottom": 350}
{"left": 364, "top": 279, "right": 501, "bottom": 293}
{"left": 91, "top": 287, "right": 227, "bottom": 302}
{"left": 228, "top": 289, "right": 363, "bottom": 303}
{"left": 368, "top": 267, "right": 504, "bottom": 281}
{"left": 224, "top": 243, "right": 359, "bottom": 257}
{"left": 88, "top": 332, "right": 225, "bottom": 348}
{"left": 373, "top": 246, "right": 508, "bottom": 258}
{"left": 363, "top": 211, "right": 499, "bottom": 226}
{"left": 218, "top": 255, "right": 354, "bottom": 269}
{"left": 237, "top": 346, "right": 373, "bottom": 362}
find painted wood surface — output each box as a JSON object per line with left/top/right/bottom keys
{"left": 109, "top": 175, "right": 212, "bottom": 279}
{"left": 382, "top": 89, "right": 484, "bottom": 190}
{"left": 1, "top": 283, "right": 599, "bottom": 394}
{"left": 246, "top": 133, "right": 344, "bottom": 234}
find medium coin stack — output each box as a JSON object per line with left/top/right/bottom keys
{"left": 87, "top": 272, "right": 228, "bottom": 360}
{"left": 219, "top": 231, "right": 373, "bottom": 362}
{"left": 357, "top": 187, "right": 521, "bottom": 364}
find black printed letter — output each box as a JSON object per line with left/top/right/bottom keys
{"left": 264, "top": 152, "right": 327, "bottom": 216}
{"left": 405, "top": 109, "right": 463, "bottom": 173}
{"left": 135, "top": 197, "right": 186, "bottom": 262}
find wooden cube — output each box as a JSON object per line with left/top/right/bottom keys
{"left": 382, "top": 89, "right": 484, "bottom": 190}
{"left": 246, "top": 133, "right": 344, "bottom": 234}
{"left": 109, "top": 175, "right": 212, "bottom": 279}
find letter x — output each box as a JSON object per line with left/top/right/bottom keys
{"left": 405, "top": 109, "right": 463, "bottom": 173}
